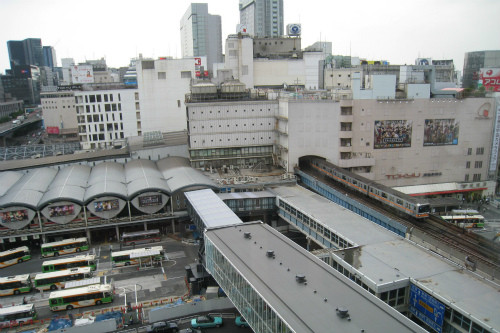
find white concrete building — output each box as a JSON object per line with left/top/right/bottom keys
{"left": 41, "top": 91, "right": 78, "bottom": 135}
{"left": 75, "top": 88, "right": 139, "bottom": 150}
{"left": 135, "top": 57, "right": 196, "bottom": 134}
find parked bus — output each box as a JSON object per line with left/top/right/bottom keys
{"left": 0, "top": 304, "right": 37, "bottom": 329}
{"left": 41, "top": 237, "right": 89, "bottom": 258}
{"left": 111, "top": 246, "right": 164, "bottom": 267}
{"left": 34, "top": 267, "right": 93, "bottom": 291}
{"left": 121, "top": 229, "right": 161, "bottom": 246}
{"left": 0, "top": 246, "right": 31, "bottom": 268}
{"left": 0, "top": 274, "right": 32, "bottom": 296}
{"left": 441, "top": 214, "right": 485, "bottom": 228}
{"left": 451, "top": 209, "right": 480, "bottom": 216}
{"left": 42, "top": 254, "right": 96, "bottom": 273}
{"left": 49, "top": 284, "right": 113, "bottom": 311}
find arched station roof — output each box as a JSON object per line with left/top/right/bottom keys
{"left": 85, "top": 162, "right": 127, "bottom": 202}
{"left": 39, "top": 165, "right": 91, "bottom": 207}
{"left": 125, "top": 159, "right": 171, "bottom": 197}
{"left": 157, "top": 157, "right": 218, "bottom": 193}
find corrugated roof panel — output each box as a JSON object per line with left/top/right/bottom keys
{"left": 185, "top": 189, "right": 242, "bottom": 229}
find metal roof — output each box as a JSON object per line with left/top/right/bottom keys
{"left": 125, "top": 159, "right": 170, "bottom": 196}
{"left": 217, "top": 190, "right": 276, "bottom": 200}
{"left": 205, "top": 223, "right": 427, "bottom": 333}
{"left": 38, "top": 165, "right": 91, "bottom": 207}
{"left": 157, "top": 157, "right": 217, "bottom": 193}
{"left": 85, "top": 162, "right": 127, "bottom": 202}
{"left": 185, "top": 189, "right": 242, "bottom": 229}
{"left": 0, "top": 167, "right": 57, "bottom": 209}
{"left": 0, "top": 171, "right": 23, "bottom": 197}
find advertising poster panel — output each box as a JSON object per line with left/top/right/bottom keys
{"left": 374, "top": 120, "right": 412, "bottom": 149}
{"left": 138, "top": 195, "right": 162, "bottom": 207}
{"left": 48, "top": 204, "right": 75, "bottom": 217}
{"left": 71, "top": 65, "right": 94, "bottom": 84}
{"left": 194, "top": 57, "right": 208, "bottom": 77}
{"left": 0, "top": 210, "right": 28, "bottom": 223}
{"left": 479, "top": 68, "right": 500, "bottom": 92}
{"left": 94, "top": 199, "right": 119, "bottom": 212}
{"left": 423, "top": 119, "right": 459, "bottom": 146}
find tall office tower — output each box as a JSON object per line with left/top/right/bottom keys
{"left": 239, "top": 0, "right": 284, "bottom": 38}
{"left": 7, "top": 38, "right": 43, "bottom": 69}
{"left": 180, "top": 3, "right": 223, "bottom": 75}
{"left": 43, "top": 46, "right": 57, "bottom": 68}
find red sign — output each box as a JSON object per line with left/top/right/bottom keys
{"left": 46, "top": 127, "right": 60, "bottom": 134}
{"left": 480, "top": 68, "right": 500, "bottom": 92}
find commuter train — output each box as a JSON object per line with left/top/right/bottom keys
{"left": 304, "top": 157, "right": 430, "bottom": 219}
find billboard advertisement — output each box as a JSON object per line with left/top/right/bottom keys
{"left": 423, "top": 119, "right": 459, "bottom": 146}
{"left": 46, "top": 126, "right": 60, "bottom": 135}
{"left": 0, "top": 210, "right": 28, "bottom": 223}
{"left": 409, "top": 284, "right": 445, "bottom": 333}
{"left": 71, "top": 65, "right": 94, "bottom": 84}
{"left": 374, "top": 120, "right": 412, "bottom": 149}
{"left": 94, "top": 199, "right": 119, "bottom": 212}
{"left": 48, "top": 204, "right": 75, "bottom": 217}
{"left": 194, "top": 57, "right": 208, "bottom": 77}
{"left": 479, "top": 68, "right": 500, "bottom": 92}
{"left": 138, "top": 194, "right": 162, "bottom": 207}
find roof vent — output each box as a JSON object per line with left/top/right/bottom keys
{"left": 295, "top": 274, "right": 306, "bottom": 283}
{"left": 244, "top": 232, "right": 252, "bottom": 239}
{"left": 266, "top": 250, "right": 275, "bottom": 258}
{"left": 336, "top": 306, "right": 349, "bottom": 319}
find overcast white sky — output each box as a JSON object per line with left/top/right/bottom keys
{"left": 0, "top": 0, "right": 499, "bottom": 74}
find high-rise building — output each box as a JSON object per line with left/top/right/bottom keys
{"left": 462, "top": 50, "right": 500, "bottom": 89}
{"left": 7, "top": 38, "right": 43, "bottom": 69}
{"left": 43, "top": 46, "right": 57, "bottom": 68}
{"left": 239, "top": 0, "right": 284, "bottom": 38}
{"left": 180, "top": 3, "right": 223, "bottom": 75}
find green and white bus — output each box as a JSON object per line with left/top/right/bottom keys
{"left": 41, "top": 237, "right": 89, "bottom": 258}
{"left": 0, "top": 246, "right": 31, "bottom": 268}
{"left": 0, "top": 274, "right": 32, "bottom": 296}
{"left": 0, "top": 304, "right": 37, "bottom": 329}
{"left": 34, "top": 267, "right": 93, "bottom": 291}
{"left": 49, "top": 284, "right": 113, "bottom": 311}
{"left": 42, "top": 254, "right": 96, "bottom": 273}
{"left": 111, "top": 246, "right": 164, "bottom": 267}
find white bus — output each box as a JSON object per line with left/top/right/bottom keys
{"left": 41, "top": 237, "right": 89, "bottom": 257}
{"left": 49, "top": 284, "right": 114, "bottom": 311}
{"left": 42, "top": 254, "right": 96, "bottom": 272}
{"left": 121, "top": 229, "right": 160, "bottom": 246}
{"left": 0, "top": 274, "right": 32, "bottom": 296}
{"left": 0, "top": 246, "right": 31, "bottom": 268}
{"left": 111, "top": 246, "right": 164, "bottom": 267}
{"left": 34, "top": 267, "right": 93, "bottom": 291}
{"left": 0, "top": 304, "right": 37, "bottom": 329}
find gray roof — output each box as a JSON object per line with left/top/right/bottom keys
{"left": 270, "top": 185, "right": 500, "bottom": 331}
{"left": 0, "top": 168, "right": 57, "bottom": 209}
{"left": 185, "top": 189, "right": 242, "bottom": 229}
{"left": 38, "top": 165, "right": 91, "bottom": 207}
{"left": 205, "top": 222, "right": 427, "bottom": 333}
{"left": 125, "top": 159, "right": 170, "bottom": 197}
{"left": 217, "top": 190, "right": 275, "bottom": 201}
{"left": 85, "top": 162, "right": 127, "bottom": 202}
{"left": 157, "top": 157, "right": 217, "bottom": 193}
{"left": 0, "top": 171, "right": 23, "bottom": 197}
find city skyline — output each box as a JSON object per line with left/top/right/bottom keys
{"left": 0, "top": 0, "right": 499, "bottom": 73}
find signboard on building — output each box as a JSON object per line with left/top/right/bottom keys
{"left": 409, "top": 284, "right": 445, "bottom": 333}
{"left": 138, "top": 195, "right": 162, "bottom": 207}
{"left": 46, "top": 126, "right": 60, "bottom": 134}
{"left": 194, "top": 57, "right": 208, "bottom": 77}
{"left": 423, "top": 119, "right": 459, "bottom": 146}
{"left": 71, "top": 65, "right": 94, "bottom": 84}
{"left": 374, "top": 120, "right": 412, "bottom": 149}
{"left": 479, "top": 68, "right": 500, "bottom": 92}
{"left": 489, "top": 103, "right": 500, "bottom": 172}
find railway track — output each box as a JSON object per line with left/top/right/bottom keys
{"left": 299, "top": 166, "right": 500, "bottom": 276}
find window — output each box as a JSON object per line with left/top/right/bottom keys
{"left": 465, "top": 174, "right": 469, "bottom": 182}
{"left": 475, "top": 161, "right": 482, "bottom": 168}
{"left": 158, "top": 72, "right": 166, "bottom": 80}
{"left": 466, "top": 161, "right": 471, "bottom": 169}
{"left": 476, "top": 147, "right": 484, "bottom": 155}
{"left": 181, "top": 71, "right": 191, "bottom": 78}
{"left": 473, "top": 174, "right": 481, "bottom": 181}
{"left": 467, "top": 148, "right": 472, "bottom": 155}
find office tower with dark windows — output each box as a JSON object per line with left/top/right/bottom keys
{"left": 7, "top": 38, "right": 43, "bottom": 69}
{"left": 43, "top": 46, "right": 57, "bottom": 68}
{"left": 239, "top": 0, "right": 284, "bottom": 38}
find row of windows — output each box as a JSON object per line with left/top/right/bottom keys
{"left": 465, "top": 161, "right": 484, "bottom": 168}
{"left": 224, "top": 198, "right": 275, "bottom": 211}
{"left": 190, "top": 146, "right": 273, "bottom": 158}
{"left": 326, "top": 258, "right": 375, "bottom": 295}
{"left": 279, "top": 199, "right": 354, "bottom": 249}
{"left": 464, "top": 174, "right": 482, "bottom": 182}
{"left": 192, "top": 136, "right": 273, "bottom": 144}
{"left": 85, "top": 132, "right": 124, "bottom": 142}
{"left": 467, "top": 147, "right": 485, "bottom": 155}
{"left": 192, "top": 122, "right": 273, "bottom": 129}
{"left": 79, "top": 113, "right": 123, "bottom": 123}
{"left": 81, "top": 94, "right": 119, "bottom": 103}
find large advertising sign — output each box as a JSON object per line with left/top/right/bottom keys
{"left": 71, "top": 65, "right": 94, "bottom": 84}
{"left": 374, "top": 120, "right": 412, "bottom": 149}
{"left": 479, "top": 68, "right": 500, "bottom": 92}
{"left": 409, "top": 285, "right": 445, "bottom": 333}
{"left": 94, "top": 199, "right": 119, "bottom": 212}
{"left": 194, "top": 57, "right": 208, "bottom": 77}
{"left": 48, "top": 204, "right": 74, "bottom": 217}
{"left": 46, "top": 127, "right": 60, "bottom": 135}
{"left": 0, "top": 210, "right": 28, "bottom": 223}
{"left": 423, "top": 119, "right": 459, "bottom": 146}
{"left": 138, "top": 194, "right": 162, "bottom": 207}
